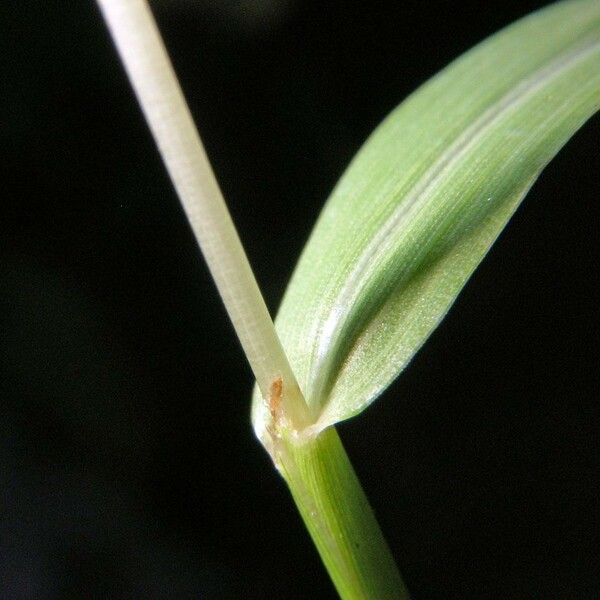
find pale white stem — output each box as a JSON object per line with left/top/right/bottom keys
{"left": 96, "top": 0, "right": 309, "bottom": 427}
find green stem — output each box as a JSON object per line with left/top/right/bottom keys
{"left": 274, "top": 427, "right": 409, "bottom": 600}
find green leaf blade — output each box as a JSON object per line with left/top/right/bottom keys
{"left": 252, "top": 0, "right": 600, "bottom": 435}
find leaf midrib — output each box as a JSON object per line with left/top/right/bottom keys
{"left": 309, "top": 32, "right": 600, "bottom": 417}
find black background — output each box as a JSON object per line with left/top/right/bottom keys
{"left": 1, "top": 1, "right": 599, "bottom": 598}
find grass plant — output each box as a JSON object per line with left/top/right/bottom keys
{"left": 97, "top": 0, "right": 600, "bottom": 597}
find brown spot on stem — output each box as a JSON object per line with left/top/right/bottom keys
{"left": 268, "top": 376, "right": 283, "bottom": 420}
